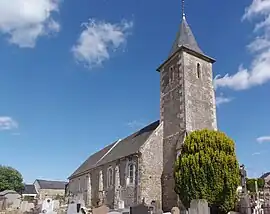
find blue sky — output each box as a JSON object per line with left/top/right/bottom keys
{"left": 0, "top": 0, "right": 270, "bottom": 183}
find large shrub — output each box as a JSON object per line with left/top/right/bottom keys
{"left": 0, "top": 165, "right": 24, "bottom": 192}
{"left": 174, "top": 129, "right": 240, "bottom": 214}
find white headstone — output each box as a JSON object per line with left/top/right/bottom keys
{"left": 67, "top": 203, "right": 77, "bottom": 214}
{"left": 40, "top": 198, "right": 57, "bottom": 214}
{"left": 118, "top": 200, "right": 124, "bottom": 209}
{"left": 42, "top": 198, "right": 54, "bottom": 212}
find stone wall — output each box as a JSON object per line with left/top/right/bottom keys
{"left": 68, "top": 156, "right": 139, "bottom": 209}
{"left": 38, "top": 189, "right": 65, "bottom": 200}
{"left": 138, "top": 122, "right": 163, "bottom": 205}
{"left": 183, "top": 51, "right": 217, "bottom": 132}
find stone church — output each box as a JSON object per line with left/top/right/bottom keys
{"left": 67, "top": 6, "right": 217, "bottom": 212}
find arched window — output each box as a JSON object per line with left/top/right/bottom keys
{"left": 197, "top": 63, "right": 201, "bottom": 79}
{"left": 107, "top": 167, "right": 113, "bottom": 187}
{"left": 127, "top": 163, "right": 136, "bottom": 185}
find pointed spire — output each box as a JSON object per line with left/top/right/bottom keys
{"left": 169, "top": 0, "right": 203, "bottom": 56}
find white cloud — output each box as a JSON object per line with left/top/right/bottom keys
{"left": 256, "top": 136, "right": 270, "bottom": 143}
{"left": 0, "top": 117, "right": 18, "bottom": 130}
{"left": 72, "top": 19, "right": 133, "bottom": 69}
{"left": 252, "top": 152, "right": 261, "bottom": 156}
{"left": 214, "top": 0, "right": 270, "bottom": 90}
{"left": 0, "top": 0, "right": 61, "bottom": 48}
{"left": 215, "top": 93, "right": 233, "bottom": 106}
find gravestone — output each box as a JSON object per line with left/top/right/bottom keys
{"left": 150, "top": 201, "right": 163, "bottom": 214}
{"left": 67, "top": 203, "right": 88, "bottom": 214}
{"left": 239, "top": 194, "right": 252, "bottom": 214}
{"left": 171, "top": 207, "right": 180, "bottom": 214}
{"left": 130, "top": 203, "right": 149, "bottom": 214}
{"left": 92, "top": 205, "right": 109, "bottom": 214}
{"left": 189, "top": 200, "right": 209, "bottom": 214}
{"left": 67, "top": 203, "right": 77, "bottom": 214}
{"left": 118, "top": 200, "right": 124, "bottom": 209}
{"left": 41, "top": 198, "right": 56, "bottom": 214}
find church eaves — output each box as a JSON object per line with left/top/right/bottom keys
{"left": 169, "top": 16, "right": 203, "bottom": 57}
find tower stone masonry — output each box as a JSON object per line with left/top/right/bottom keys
{"left": 157, "top": 15, "right": 217, "bottom": 211}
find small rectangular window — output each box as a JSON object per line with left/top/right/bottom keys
{"left": 197, "top": 63, "right": 201, "bottom": 79}
{"left": 169, "top": 65, "right": 175, "bottom": 82}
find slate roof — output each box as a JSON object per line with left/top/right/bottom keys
{"left": 0, "top": 190, "right": 18, "bottom": 196}
{"left": 69, "top": 120, "right": 160, "bottom": 179}
{"left": 22, "top": 184, "right": 37, "bottom": 195}
{"left": 261, "top": 172, "right": 270, "bottom": 179}
{"left": 69, "top": 142, "right": 117, "bottom": 179}
{"left": 169, "top": 16, "right": 203, "bottom": 57}
{"left": 36, "top": 179, "right": 68, "bottom": 190}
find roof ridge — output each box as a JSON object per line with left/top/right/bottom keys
{"left": 95, "top": 139, "right": 122, "bottom": 166}
{"left": 36, "top": 179, "right": 67, "bottom": 184}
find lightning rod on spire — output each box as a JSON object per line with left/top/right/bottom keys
{"left": 182, "top": 0, "right": 186, "bottom": 19}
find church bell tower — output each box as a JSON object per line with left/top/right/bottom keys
{"left": 157, "top": 1, "right": 217, "bottom": 211}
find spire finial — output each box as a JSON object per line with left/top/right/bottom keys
{"left": 182, "top": 0, "right": 186, "bottom": 19}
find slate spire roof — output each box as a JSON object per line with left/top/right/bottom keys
{"left": 169, "top": 15, "right": 203, "bottom": 56}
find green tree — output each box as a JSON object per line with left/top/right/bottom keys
{"left": 246, "top": 178, "right": 265, "bottom": 193}
{"left": 0, "top": 165, "right": 24, "bottom": 192}
{"left": 174, "top": 129, "right": 240, "bottom": 214}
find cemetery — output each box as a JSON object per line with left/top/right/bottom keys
{"left": 0, "top": 164, "right": 270, "bottom": 214}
